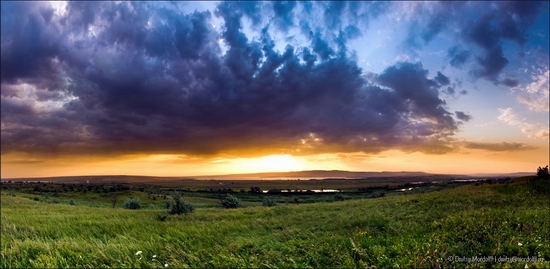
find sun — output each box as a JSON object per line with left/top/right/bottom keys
{"left": 228, "top": 154, "right": 306, "bottom": 173}
{"left": 254, "top": 155, "right": 301, "bottom": 172}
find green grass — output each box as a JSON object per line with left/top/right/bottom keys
{"left": 1, "top": 177, "right": 549, "bottom": 268}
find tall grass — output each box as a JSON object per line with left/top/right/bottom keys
{"left": 1, "top": 177, "right": 548, "bottom": 268}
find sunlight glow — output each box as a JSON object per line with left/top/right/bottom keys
{"left": 226, "top": 154, "right": 309, "bottom": 173}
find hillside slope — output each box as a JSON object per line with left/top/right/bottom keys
{"left": 1, "top": 177, "right": 548, "bottom": 268}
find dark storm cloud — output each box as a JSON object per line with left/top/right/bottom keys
{"left": 0, "top": 2, "right": 63, "bottom": 88}
{"left": 454, "top": 111, "right": 472, "bottom": 122}
{"left": 471, "top": 45, "right": 509, "bottom": 83}
{"left": 444, "top": 87, "right": 455, "bottom": 95}
{"left": 2, "top": 1, "right": 539, "bottom": 159}
{"left": 403, "top": 2, "right": 465, "bottom": 51}
{"left": 497, "top": 1, "right": 543, "bottom": 46}
{"left": 500, "top": 78, "right": 519, "bottom": 88}
{"left": 403, "top": 2, "right": 545, "bottom": 84}
{"left": 298, "top": 1, "right": 386, "bottom": 54}
{"left": 311, "top": 31, "right": 335, "bottom": 60}
{"left": 434, "top": 72, "right": 450, "bottom": 86}
{"left": 234, "top": 1, "right": 264, "bottom": 27}
{"left": 447, "top": 46, "right": 471, "bottom": 68}
{"left": 375, "top": 62, "right": 456, "bottom": 131}
{"left": 271, "top": 1, "right": 296, "bottom": 32}
{"left": 464, "top": 1, "right": 545, "bottom": 83}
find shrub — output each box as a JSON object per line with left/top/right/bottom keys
{"left": 528, "top": 176, "right": 549, "bottom": 195}
{"left": 157, "top": 214, "right": 168, "bottom": 221}
{"left": 222, "top": 194, "right": 243, "bottom": 208}
{"left": 69, "top": 199, "right": 75, "bottom": 205}
{"left": 262, "top": 197, "right": 277, "bottom": 207}
{"left": 167, "top": 191, "right": 194, "bottom": 214}
{"left": 334, "top": 193, "right": 346, "bottom": 201}
{"left": 370, "top": 192, "right": 385, "bottom": 198}
{"left": 123, "top": 198, "right": 141, "bottom": 209}
{"left": 537, "top": 165, "right": 549, "bottom": 179}
{"left": 526, "top": 166, "right": 550, "bottom": 196}
{"left": 249, "top": 187, "right": 262, "bottom": 194}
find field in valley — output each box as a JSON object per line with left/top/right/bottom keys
{"left": 1, "top": 176, "right": 549, "bottom": 268}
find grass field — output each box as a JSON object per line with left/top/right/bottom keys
{"left": 1, "top": 176, "right": 548, "bottom": 268}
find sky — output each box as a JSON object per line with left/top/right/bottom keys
{"left": 1, "top": 1, "right": 549, "bottom": 178}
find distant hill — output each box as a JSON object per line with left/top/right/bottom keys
{"left": 466, "top": 172, "right": 534, "bottom": 178}
{"left": 2, "top": 170, "right": 532, "bottom": 183}
{"left": 0, "top": 175, "right": 193, "bottom": 184}
{"left": 193, "top": 170, "right": 442, "bottom": 180}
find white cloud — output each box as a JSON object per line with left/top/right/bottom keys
{"left": 497, "top": 107, "right": 520, "bottom": 126}
{"left": 498, "top": 108, "right": 548, "bottom": 140}
{"left": 394, "top": 54, "right": 411, "bottom": 63}
{"left": 535, "top": 129, "right": 549, "bottom": 139}
{"left": 521, "top": 123, "right": 535, "bottom": 133}
{"left": 1, "top": 83, "right": 77, "bottom": 114}
{"left": 517, "top": 69, "right": 549, "bottom": 112}
{"left": 48, "top": 1, "right": 68, "bottom": 18}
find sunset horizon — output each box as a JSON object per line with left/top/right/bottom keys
{"left": 1, "top": 1, "right": 548, "bottom": 179}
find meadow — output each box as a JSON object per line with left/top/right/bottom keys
{"left": 1, "top": 176, "right": 548, "bottom": 268}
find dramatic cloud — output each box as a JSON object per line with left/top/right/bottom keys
{"left": 434, "top": 72, "right": 450, "bottom": 86}
{"left": 0, "top": 1, "right": 462, "bottom": 158}
{"left": 454, "top": 111, "right": 472, "bottom": 122}
{"left": 400, "top": 2, "right": 453, "bottom": 50}
{"left": 1, "top": 1, "right": 546, "bottom": 162}
{"left": 465, "top": 2, "right": 545, "bottom": 84}
{"left": 501, "top": 78, "right": 519, "bottom": 88}
{"left": 447, "top": 46, "right": 471, "bottom": 68}
{"left": 408, "top": 2, "right": 547, "bottom": 84}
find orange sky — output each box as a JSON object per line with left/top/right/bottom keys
{"left": 2, "top": 141, "right": 547, "bottom": 178}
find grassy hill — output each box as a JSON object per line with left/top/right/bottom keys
{"left": 1, "top": 176, "right": 548, "bottom": 268}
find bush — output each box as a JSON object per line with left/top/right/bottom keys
{"left": 157, "top": 214, "right": 168, "bottom": 221}
{"left": 370, "top": 192, "right": 385, "bottom": 198}
{"left": 222, "top": 194, "right": 243, "bottom": 208}
{"left": 262, "top": 197, "right": 277, "bottom": 207}
{"left": 167, "top": 191, "right": 194, "bottom": 214}
{"left": 334, "top": 193, "right": 346, "bottom": 201}
{"left": 249, "top": 187, "right": 262, "bottom": 194}
{"left": 123, "top": 198, "right": 141, "bottom": 209}
{"left": 69, "top": 199, "right": 75, "bottom": 205}
{"left": 528, "top": 176, "right": 549, "bottom": 195}
{"left": 537, "top": 165, "right": 549, "bottom": 179}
